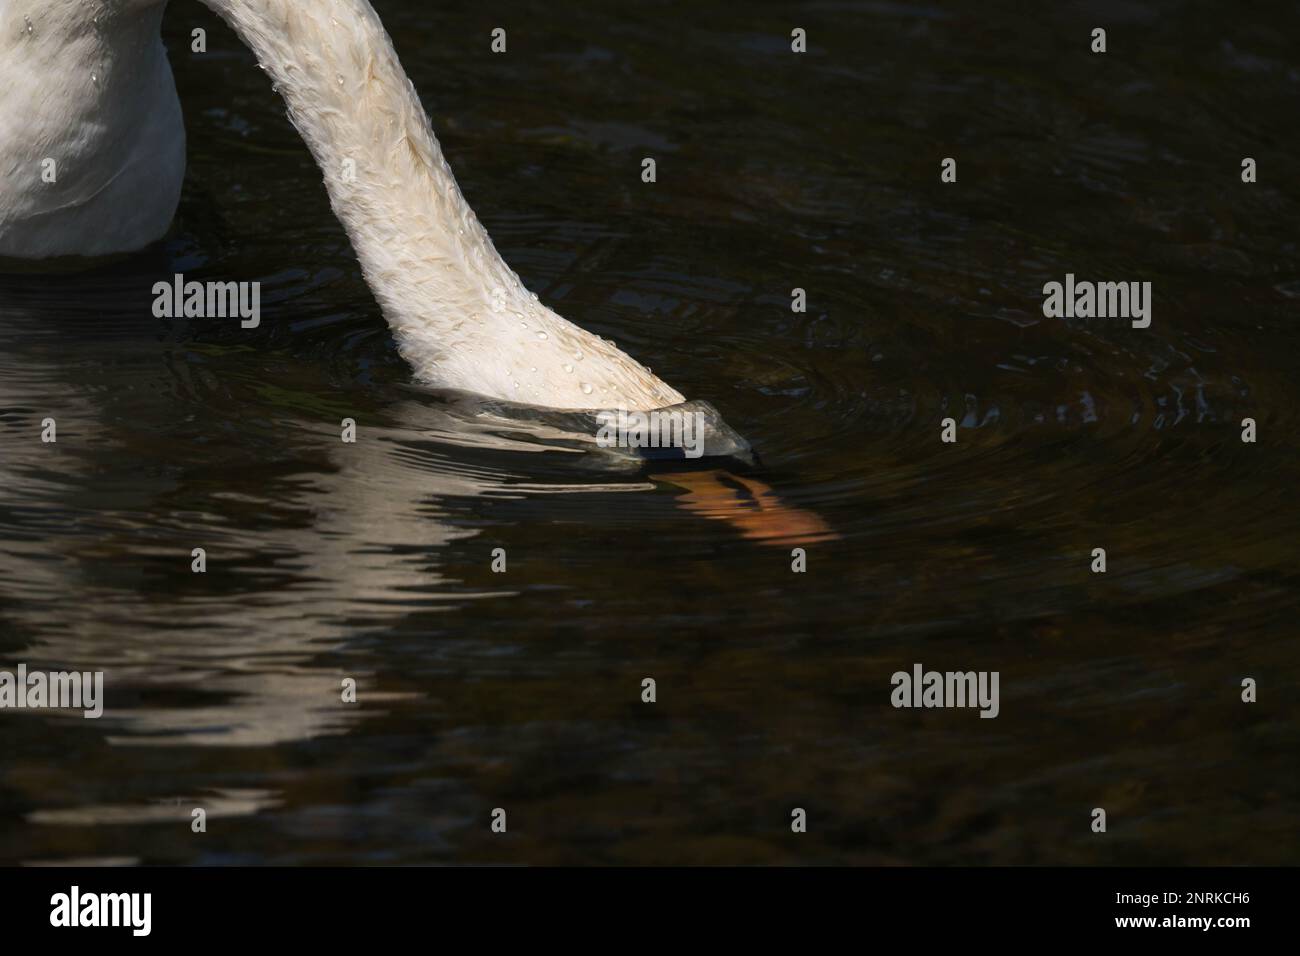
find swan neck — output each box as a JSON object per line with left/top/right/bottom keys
{"left": 198, "top": 1, "right": 517, "bottom": 327}
{"left": 197, "top": 0, "right": 686, "bottom": 410}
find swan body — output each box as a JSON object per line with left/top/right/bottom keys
{"left": 0, "top": 0, "right": 688, "bottom": 412}
{"left": 0, "top": 0, "right": 185, "bottom": 259}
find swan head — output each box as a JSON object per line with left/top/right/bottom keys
{"left": 436, "top": 393, "right": 754, "bottom": 468}
{"left": 603, "top": 400, "right": 755, "bottom": 467}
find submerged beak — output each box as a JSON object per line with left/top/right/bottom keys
{"left": 653, "top": 469, "right": 839, "bottom": 547}
{"left": 618, "top": 400, "right": 755, "bottom": 466}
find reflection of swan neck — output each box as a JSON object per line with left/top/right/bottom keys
{"left": 200, "top": 0, "right": 685, "bottom": 410}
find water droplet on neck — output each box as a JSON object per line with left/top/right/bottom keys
{"left": 337, "top": 74, "right": 345, "bottom": 85}
{"left": 580, "top": 383, "right": 594, "bottom": 395}
{"left": 562, "top": 364, "right": 573, "bottom": 374}
{"left": 535, "top": 331, "right": 549, "bottom": 341}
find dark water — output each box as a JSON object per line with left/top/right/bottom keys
{"left": 2, "top": 0, "right": 1298, "bottom": 864}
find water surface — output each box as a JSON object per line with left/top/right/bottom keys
{"left": 1, "top": 0, "right": 1298, "bottom": 864}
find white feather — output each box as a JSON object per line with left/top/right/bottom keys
{"left": 0, "top": 0, "right": 687, "bottom": 411}
{"left": 0, "top": 0, "right": 185, "bottom": 258}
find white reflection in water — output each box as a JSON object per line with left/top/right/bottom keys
{"left": 0, "top": 292, "right": 655, "bottom": 753}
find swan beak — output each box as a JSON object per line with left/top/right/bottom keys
{"left": 625, "top": 400, "right": 755, "bottom": 466}
{"left": 655, "top": 469, "right": 839, "bottom": 547}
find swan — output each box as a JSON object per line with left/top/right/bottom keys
{"left": 0, "top": 0, "right": 690, "bottom": 413}
{"left": 0, "top": 260, "right": 830, "bottom": 751}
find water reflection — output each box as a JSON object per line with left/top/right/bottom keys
{"left": 2, "top": 0, "right": 1299, "bottom": 865}
{"left": 658, "top": 471, "right": 838, "bottom": 546}
{"left": 0, "top": 262, "right": 826, "bottom": 762}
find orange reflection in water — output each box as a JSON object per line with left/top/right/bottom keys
{"left": 655, "top": 469, "right": 839, "bottom": 547}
